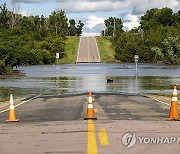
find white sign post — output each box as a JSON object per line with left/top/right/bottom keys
{"left": 56, "top": 53, "right": 59, "bottom": 59}
{"left": 134, "top": 55, "right": 139, "bottom": 71}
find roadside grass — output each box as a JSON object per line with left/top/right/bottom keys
{"left": 0, "top": 96, "right": 9, "bottom": 102}
{"left": 58, "top": 36, "right": 80, "bottom": 64}
{"left": 156, "top": 92, "right": 180, "bottom": 100}
{"left": 96, "top": 36, "right": 118, "bottom": 63}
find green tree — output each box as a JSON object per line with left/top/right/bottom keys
{"left": 68, "top": 19, "right": 76, "bottom": 36}
{"left": 104, "top": 17, "right": 123, "bottom": 37}
{"left": 140, "top": 8, "right": 175, "bottom": 30}
{"left": 76, "top": 20, "right": 84, "bottom": 36}
{"left": 51, "top": 37, "right": 65, "bottom": 58}
{"left": 0, "top": 3, "right": 9, "bottom": 29}
{"left": 49, "top": 10, "right": 68, "bottom": 38}
{"left": 0, "top": 60, "right": 6, "bottom": 74}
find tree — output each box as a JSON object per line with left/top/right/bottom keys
{"left": 49, "top": 10, "right": 68, "bottom": 38}
{"left": 0, "top": 60, "right": 6, "bottom": 74}
{"left": 104, "top": 17, "right": 123, "bottom": 37}
{"left": 76, "top": 20, "right": 84, "bottom": 36}
{"left": 0, "top": 3, "right": 85, "bottom": 74}
{"left": 140, "top": 8, "right": 175, "bottom": 30}
{"left": 68, "top": 19, "right": 76, "bottom": 36}
{"left": 0, "top": 3, "right": 9, "bottom": 29}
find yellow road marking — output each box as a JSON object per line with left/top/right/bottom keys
{"left": 88, "top": 120, "right": 98, "bottom": 154}
{"left": 87, "top": 37, "right": 90, "bottom": 63}
{"left": 94, "top": 109, "right": 98, "bottom": 113}
{"left": 98, "top": 128, "right": 109, "bottom": 146}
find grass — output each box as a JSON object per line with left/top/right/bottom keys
{"left": 96, "top": 36, "right": 118, "bottom": 63}
{"left": 156, "top": 91, "right": 180, "bottom": 100}
{"left": 58, "top": 36, "right": 80, "bottom": 64}
{"left": 57, "top": 36, "right": 117, "bottom": 64}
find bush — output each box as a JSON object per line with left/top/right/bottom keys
{"left": 0, "top": 60, "right": 5, "bottom": 74}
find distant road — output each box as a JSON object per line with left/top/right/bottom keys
{"left": 76, "top": 37, "right": 101, "bottom": 63}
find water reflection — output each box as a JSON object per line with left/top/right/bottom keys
{"left": 0, "top": 63, "right": 180, "bottom": 101}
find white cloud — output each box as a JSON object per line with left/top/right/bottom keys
{"left": 19, "top": 11, "right": 32, "bottom": 16}
{"left": 12, "top": 0, "right": 49, "bottom": 3}
{"left": 85, "top": 15, "right": 104, "bottom": 29}
{"left": 123, "top": 14, "right": 140, "bottom": 30}
{"left": 57, "top": 1, "right": 131, "bottom": 13}
{"left": 56, "top": 0, "right": 179, "bottom": 13}
{"left": 82, "top": 15, "right": 105, "bottom": 36}
{"left": 9, "top": 0, "right": 180, "bottom": 33}
{"left": 12, "top": 0, "right": 180, "bottom": 14}
{"left": 132, "top": 0, "right": 179, "bottom": 14}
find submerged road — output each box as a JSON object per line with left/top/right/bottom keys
{"left": 76, "top": 37, "right": 101, "bottom": 63}
{"left": 0, "top": 93, "right": 180, "bottom": 154}
{"left": 0, "top": 93, "right": 170, "bottom": 122}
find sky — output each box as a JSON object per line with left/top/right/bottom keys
{"left": 1, "top": 0, "right": 180, "bottom": 35}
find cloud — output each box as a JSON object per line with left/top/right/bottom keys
{"left": 82, "top": 23, "right": 104, "bottom": 36}
{"left": 82, "top": 15, "right": 105, "bottom": 35}
{"left": 13, "top": 0, "right": 179, "bottom": 13}
{"left": 19, "top": 10, "right": 32, "bottom": 16}
{"left": 9, "top": 0, "right": 180, "bottom": 34}
{"left": 132, "top": 0, "right": 179, "bottom": 14}
{"left": 12, "top": 0, "right": 49, "bottom": 3}
{"left": 85, "top": 15, "right": 104, "bottom": 29}
{"left": 12, "top": 0, "right": 180, "bottom": 14}
{"left": 57, "top": 1, "right": 131, "bottom": 13}
{"left": 123, "top": 13, "right": 140, "bottom": 30}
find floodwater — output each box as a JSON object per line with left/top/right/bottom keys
{"left": 0, "top": 63, "right": 180, "bottom": 101}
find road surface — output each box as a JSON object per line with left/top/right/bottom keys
{"left": 76, "top": 37, "right": 101, "bottom": 63}
{"left": 1, "top": 93, "right": 180, "bottom": 154}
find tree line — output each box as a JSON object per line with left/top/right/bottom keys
{"left": 0, "top": 3, "right": 84, "bottom": 74}
{"left": 103, "top": 8, "right": 180, "bottom": 64}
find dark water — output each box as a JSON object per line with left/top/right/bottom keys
{"left": 0, "top": 63, "right": 180, "bottom": 101}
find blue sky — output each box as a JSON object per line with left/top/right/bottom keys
{"left": 1, "top": 0, "right": 180, "bottom": 35}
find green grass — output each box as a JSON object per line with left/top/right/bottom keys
{"left": 58, "top": 36, "right": 80, "bottom": 64}
{"left": 96, "top": 36, "right": 118, "bottom": 63}
{"left": 57, "top": 36, "right": 118, "bottom": 64}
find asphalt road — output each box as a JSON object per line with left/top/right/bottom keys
{"left": 76, "top": 37, "right": 101, "bottom": 63}
{"left": 0, "top": 93, "right": 170, "bottom": 123}
{"left": 1, "top": 93, "right": 180, "bottom": 154}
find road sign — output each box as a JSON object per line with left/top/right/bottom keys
{"left": 56, "top": 53, "right": 59, "bottom": 59}
{"left": 134, "top": 55, "right": 139, "bottom": 63}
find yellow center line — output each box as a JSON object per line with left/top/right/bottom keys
{"left": 98, "top": 128, "right": 109, "bottom": 146}
{"left": 87, "top": 37, "right": 90, "bottom": 63}
{"left": 94, "top": 109, "right": 98, "bottom": 113}
{"left": 88, "top": 120, "right": 98, "bottom": 154}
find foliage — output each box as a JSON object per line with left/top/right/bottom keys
{"left": 102, "top": 17, "right": 123, "bottom": 37}
{"left": 106, "top": 8, "right": 180, "bottom": 64}
{"left": 0, "top": 3, "right": 84, "bottom": 74}
{"left": 76, "top": 20, "right": 84, "bottom": 37}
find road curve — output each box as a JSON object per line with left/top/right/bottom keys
{"left": 76, "top": 37, "right": 101, "bottom": 63}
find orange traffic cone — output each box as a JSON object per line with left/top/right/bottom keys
{"left": 88, "top": 91, "right": 93, "bottom": 103}
{"left": 84, "top": 92, "right": 97, "bottom": 120}
{"left": 6, "top": 94, "right": 19, "bottom": 122}
{"left": 167, "top": 86, "right": 179, "bottom": 121}
{"left": 84, "top": 102, "right": 97, "bottom": 120}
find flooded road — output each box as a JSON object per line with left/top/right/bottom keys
{"left": 0, "top": 63, "right": 180, "bottom": 101}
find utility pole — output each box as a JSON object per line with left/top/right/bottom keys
{"left": 113, "top": 18, "right": 116, "bottom": 37}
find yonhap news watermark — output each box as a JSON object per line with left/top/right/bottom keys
{"left": 122, "top": 132, "right": 180, "bottom": 149}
